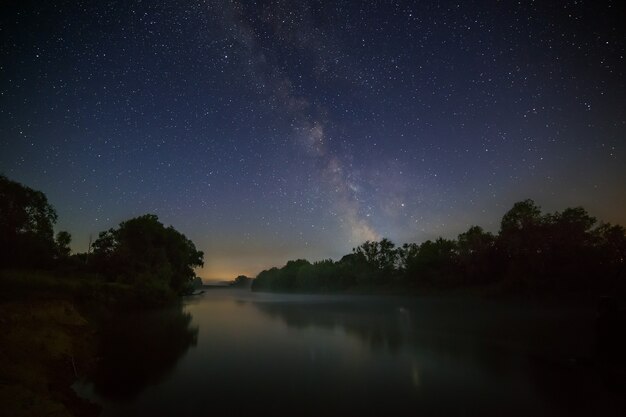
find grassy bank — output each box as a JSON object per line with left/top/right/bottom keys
{"left": 0, "top": 298, "right": 99, "bottom": 416}
{"left": 0, "top": 269, "right": 180, "bottom": 416}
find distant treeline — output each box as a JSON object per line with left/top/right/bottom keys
{"left": 252, "top": 200, "right": 626, "bottom": 294}
{"left": 0, "top": 175, "right": 203, "bottom": 300}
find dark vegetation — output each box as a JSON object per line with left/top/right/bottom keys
{"left": 252, "top": 199, "right": 626, "bottom": 295}
{"left": 0, "top": 174, "right": 64, "bottom": 269}
{"left": 1, "top": 174, "right": 204, "bottom": 301}
{"left": 90, "top": 214, "right": 204, "bottom": 299}
{"left": 0, "top": 175, "right": 204, "bottom": 416}
{"left": 230, "top": 274, "right": 253, "bottom": 288}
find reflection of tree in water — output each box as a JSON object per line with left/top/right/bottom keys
{"left": 250, "top": 298, "right": 591, "bottom": 366}
{"left": 89, "top": 305, "right": 198, "bottom": 402}
{"left": 252, "top": 301, "right": 411, "bottom": 353}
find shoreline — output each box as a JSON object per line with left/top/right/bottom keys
{"left": 0, "top": 298, "right": 101, "bottom": 417}
{"left": 2, "top": 269, "right": 623, "bottom": 416}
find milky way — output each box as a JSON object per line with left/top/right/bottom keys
{"left": 1, "top": 1, "right": 624, "bottom": 279}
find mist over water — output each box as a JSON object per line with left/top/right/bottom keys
{"left": 76, "top": 290, "right": 624, "bottom": 416}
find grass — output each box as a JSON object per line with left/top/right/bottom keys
{"left": 0, "top": 268, "right": 174, "bottom": 416}
{"left": 0, "top": 296, "right": 100, "bottom": 416}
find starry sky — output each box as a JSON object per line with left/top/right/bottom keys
{"left": 1, "top": 1, "right": 624, "bottom": 280}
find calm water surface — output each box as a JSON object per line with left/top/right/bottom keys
{"left": 76, "top": 289, "right": 624, "bottom": 416}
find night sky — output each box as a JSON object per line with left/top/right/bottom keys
{"left": 1, "top": 1, "right": 624, "bottom": 280}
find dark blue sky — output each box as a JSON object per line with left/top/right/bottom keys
{"left": 1, "top": 0, "right": 624, "bottom": 280}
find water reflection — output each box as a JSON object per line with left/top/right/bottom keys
{"left": 89, "top": 304, "right": 198, "bottom": 402}
{"left": 247, "top": 294, "right": 624, "bottom": 416}
{"left": 76, "top": 291, "right": 625, "bottom": 417}
{"left": 252, "top": 300, "right": 410, "bottom": 353}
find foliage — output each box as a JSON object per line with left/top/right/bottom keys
{"left": 253, "top": 199, "right": 626, "bottom": 295}
{"left": 55, "top": 230, "right": 72, "bottom": 259}
{"left": 2, "top": 175, "right": 623, "bottom": 296}
{"left": 456, "top": 226, "right": 498, "bottom": 285}
{"left": 354, "top": 238, "right": 398, "bottom": 272}
{"left": 0, "top": 175, "right": 59, "bottom": 267}
{"left": 90, "top": 214, "right": 204, "bottom": 295}
{"left": 230, "top": 275, "right": 252, "bottom": 288}
{"left": 402, "top": 238, "right": 459, "bottom": 286}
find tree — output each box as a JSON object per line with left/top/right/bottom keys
{"left": 500, "top": 199, "right": 542, "bottom": 234}
{"left": 553, "top": 207, "right": 596, "bottom": 235}
{"left": 231, "top": 275, "right": 252, "bottom": 288}
{"left": 55, "top": 231, "right": 72, "bottom": 259}
{"left": 457, "top": 226, "right": 494, "bottom": 256}
{"left": 248, "top": 200, "right": 625, "bottom": 295}
{"left": 335, "top": 252, "right": 368, "bottom": 288}
{"left": 457, "top": 226, "right": 498, "bottom": 284}
{"left": 594, "top": 223, "right": 626, "bottom": 286}
{"left": 91, "top": 214, "right": 204, "bottom": 294}
{"left": 354, "top": 238, "right": 398, "bottom": 271}
{"left": 543, "top": 207, "right": 596, "bottom": 253}
{"left": 498, "top": 199, "right": 546, "bottom": 284}
{"left": 538, "top": 207, "right": 597, "bottom": 288}
{"left": 295, "top": 259, "right": 338, "bottom": 291}
{"left": 398, "top": 243, "right": 419, "bottom": 272}
{"left": 0, "top": 175, "right": 58, "bottom": 267}
{"left": 274, "top": 259, "right": 310, "bottom": 290}
{"left": 251, "top": 267, "right": 281, "bottom": 292}
{"left": 403, "top": 238, "right": 458, "bottom": 286}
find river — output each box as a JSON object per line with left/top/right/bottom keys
{"left": 74, "top": 289, "right": 624, "bottom": 416}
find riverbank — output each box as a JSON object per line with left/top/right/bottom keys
{"left": 0, "top": 269, "right": 180, "bottom": 417}
{"left": 0, "top": 298, "right": 100, "bottom": 416}
{"left": 3, "top": 270, "right": 623, "bottom": 416}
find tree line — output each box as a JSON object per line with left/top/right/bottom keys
{"left": 4, "top": 174, "right": 624, "bottom": 296}
{"left": 0, "top": 175, "right": 203, "bottom": 297}
{"left": 252, "top": 200, "right": 626, "bottom": 294}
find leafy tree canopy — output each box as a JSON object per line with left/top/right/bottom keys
{"left": 0, "top": 175, "right": 59, "bottom": 267}
{"left": 252, "top": 199, "right": 626, "bottom": 294}
{"left": 91, "top": 214, "right": 203, "bottom": 294}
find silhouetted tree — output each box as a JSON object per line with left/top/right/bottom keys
{"left": 91, "top": 214, "right": 204, "bottom": 294}
{"left": 55, "top": 231, "right": 72, "bottom": 259}
{"left": 594, "top": 223, "right": 626, "bottom": 289}
{"left": 404, "top": 238, "right": 459, "bottom": 286}
{"left": 231, "top": 275, "right": 252, "bottom": 288}
{"left": 252, "top": 267, "right": 281, "bottom": 291}
{"left": 457, "top": 226, "right": 498, "bottom": 285}
{"left": 499, "top": 199, "right": 543, "bottom": 256}
{"left": 354, "top": 238, "right": 398, "bottom": 271}
{"left": 397, "top": 243, "right": 419, "bottom": 272}
{"left": 335, "top": 252, "right": 369, "bottom": 288}
{"left": 250, "top": 199, "right": 625, "bottom": 295}
{"left": 0, "top": 175, "right": 58, "bottom": 267}
{"left": 274, "top": 259, "right": 310, "bottom": 290}
{"left": 500, "top": 199, "right": 542, "bottom": 232}
{"left": 352, "top": 238, "right": 399, "bottom": 284}
{"left": 540, "top": 207, "right": 597, "bottom": 289}
{"left": 296, "top": 259, "right": 338, "bottom": 291}
{"left": 497, "top": 199, "right": 545, "bottom": 285}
